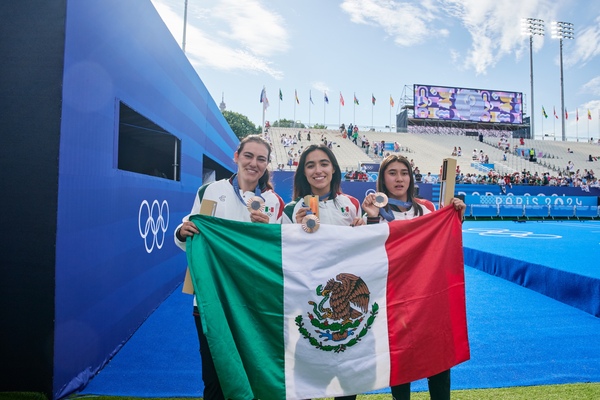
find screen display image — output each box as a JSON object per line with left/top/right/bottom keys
{"left": 414, "top": 84, "right": 523, "bottom": 124}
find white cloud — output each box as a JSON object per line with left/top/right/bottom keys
{"left": 565, "top": 16, "right": 600, "bottom": 68}
{"left": 581, "top": 76, "right": 600, "bottom": 96}
{"left": 440, "top": 0, "right": 558, "bottom": 75}
{"left": 151, "top": 0, "right": 287, "bottom": 78}
{"left": 340, "top": 0, "right": 560, "bottom": 75}
{"left": 340, "top": 0, "right": 446, "bottom": 47}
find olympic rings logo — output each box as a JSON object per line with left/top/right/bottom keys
{"left": 463, "top": 228, "right": 561, "bottom": 239}
{"left": 138, "top": 200, "right": 170, "bottom": 253}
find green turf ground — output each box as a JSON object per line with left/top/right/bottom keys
{"left": 3, "top": 383, "right": 600, "bottom": 400}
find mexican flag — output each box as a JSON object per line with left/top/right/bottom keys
{"left": 187, "top": 205, "right": 469, "bottom": 400}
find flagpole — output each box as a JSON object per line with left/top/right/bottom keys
{"left": 339, "top": 93, "right": 341, "bottom": 128}
{"left": 353, "top": 92, "right": 356, "bottom": 126}
{"left": 261, "top": 86, "right": 266, "bottom": 135}
{"left": 371, "top": 95, "right": 374, "bottom": 130}
{"left": 308, "top": 90, "right": 311, "bottom": 127}
{"left": 389, "top": 95, "right": 392, "bottom": 132}
{"left": 323, "top": 92, "right": 327, "bottom": 128}
{"left": 576, "top": 109, "right": 579, "bottom": 142}
{"left": 278, "top": 90, "right": 281, "bottom": 128}
{"left": 293, "top": 90, "right": 297, "bottom": 129}
{"left": 541, "top": 113, "right": 544, "bottom": 140}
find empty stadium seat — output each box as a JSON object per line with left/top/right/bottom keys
{"left": 498, "top": 205, "right": 524, "bottom": 219}
{"left": 524, "top": 205, "right": 550, "bottom": 218}
{"left": 575, "top": 206, "right": 599, "bottom": 219}
{"left": 470, "top": 204, "right": 498, "bottom": 219}
{"left": 549, "top": 205, "right": 575, "bottom": 219}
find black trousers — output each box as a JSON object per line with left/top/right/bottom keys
{"left": 391, "top": 369, "right": 451, "bottom": 400}
{"left": 194, "top": 308, "right": 225, "bottom": 400}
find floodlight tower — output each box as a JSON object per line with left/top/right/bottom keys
{"left": 551, "top": 21, "right": 574, "bottom": 141}
{"left": 521, "top": 18, "right": 544, "bottom": 140}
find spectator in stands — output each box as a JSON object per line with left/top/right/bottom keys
{"left": 452, "top": 146, "right": 458, "bottom": 156}
{"left": 457, "top": 147, "right": 462, "bottom": 157}
{"left": 567, "top": 147, "right": 573, "bottom": 153}
{"left": 365, "top": 139, "right": 370, "bottom": 154}
{"left": 307, "top": 131, "right": 311, "bottom": 141}
{"left": 472, "top": 149, "right": 478, "bottom": 160}
{"left": 423, "top": 172, "right": 435, "bottom": 184}
{"left": 380, "top": 140, "right": 385, "bottom": 157}
{"left": 414, "top": 167, "right": 422, "bottom": 183}
{"left": 394, "top": 142, "right": 401, "bottom": 152}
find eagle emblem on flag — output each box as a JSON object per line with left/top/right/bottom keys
{"left": 296, "top": 273, "right": 378, "bottom": 353}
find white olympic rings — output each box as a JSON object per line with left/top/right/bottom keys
{"left": 138, "top": 200, "right": 170, "bottom": 253}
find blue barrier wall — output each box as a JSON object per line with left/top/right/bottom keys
{"left": 54, "top": 1, "right": 237, "bottom": 398}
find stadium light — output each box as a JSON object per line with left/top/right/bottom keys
{"left": 521, "top": 18, "right": 545, "bottom": 140}
{"left": 551, "top": 21, "right": 574, "bottom": 141}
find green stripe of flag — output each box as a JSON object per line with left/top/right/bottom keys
{"left": 188, "top": 215, "right": 286, "bottom": 399}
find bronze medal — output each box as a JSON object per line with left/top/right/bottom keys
{"left": 301, "top": 214, "right": 320, "bottom": 233}
{"left": 247, "top": 196, "right": 265, "bottom": 212}
{"left": 373, "top": 192, "right": 389, "bottom": 208}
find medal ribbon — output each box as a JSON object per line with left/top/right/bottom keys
{"left": 379, "top": 198, "right": 413, "bottom": 222}
{"left": 232, "top": 174, "right": 264, "bottom": 206}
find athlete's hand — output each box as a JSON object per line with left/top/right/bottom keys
{"left": 250, "top": 209, "right": 270, "bottom": 224}
{"left": 294, "top": 207, "right": 310, "bottom": 224}
{"left": 361, "top": 193, "right": 380, "bottom": 218}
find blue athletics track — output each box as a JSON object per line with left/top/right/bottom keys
{"left": 79, "top": 220, "right": 600, "bottom": 397}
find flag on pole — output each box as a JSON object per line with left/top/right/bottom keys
{"left": 553, "top": 106, "right": 558, "bottom": 119}
{"left": 565, "top": 108, "right": 569, "bottom": 120}
{"left": 576, "top": 109, "right": 579, "bottom": 121}
{"left": 372, "top": 94, "right": 376, "bottom": 105}
{"left": 354, "top": 93, "right": 359, "bottom": 105}
{"left": 324, "top": 92, "right": 329, "bottom": 104}
{"left": 186, "top": 207, "right": 469, "bottom": 400}
{"left": 588, "top": 109, "right": 592, "bottom": 120}
{"left": 340, "top": 92, "right": 345, "bottom": 106}
{"left": 295, "top": 90, "right": 300, "bottom": 104}
{"left": 279, "top": 89, "right": 283, "bottom": 101}
{"left": 542, "top": 106, "right": 548, "bottom": 118}
{"left": 310, "top": 90, "right": 314, "bottom": 105}
{"left": 260, "top": 87, "right": 269, "bottom": 110}
{"left": 390, "top": 96, "right": 395, "bottom": 108}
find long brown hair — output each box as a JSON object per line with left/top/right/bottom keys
{"left": 377, "top": 154, "right": 424, "bottom": 216}
{"left": 236, "top": 135, "right": 273, "bottom": 191}
{"left": 293, "top": 144, "right": 341, "bottom": 200}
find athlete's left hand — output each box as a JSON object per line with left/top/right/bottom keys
{"left": 451, "top": 197, "right": 467, "bottom": 219}
{"left": 350, "top": 217, "right": 365, "bottom": 227}
{"left": 250, "top": 209, "right": 270, "bottom": 223}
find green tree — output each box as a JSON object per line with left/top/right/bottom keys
{"left": 222, "top": 110, "right": 261, "bottom": 139}
{"left": 311, "top": 123, "right": 327, "bottom": 129}
{"left": 272, "top": 119, "right": 306, "bottom": 128}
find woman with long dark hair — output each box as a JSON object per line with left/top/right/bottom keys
{"left": 174, "top": 135, "right": 284, "bottom": 400}
{"left": 282, "top": 144, "right": 363, "bottom": 227}
{"left": 282, "top": 143, "right": 363, "bottom": 400}
{"left": 362, "top": 154, "right": 465, "bottom": 400}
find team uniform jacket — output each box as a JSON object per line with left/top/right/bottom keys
{"left": 174, "top": 178, "right": 284, "bottom": 251}
{"left": 281, "top": 193, "right": 361, "bottom": 226}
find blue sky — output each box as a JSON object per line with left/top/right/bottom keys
{"left": 152, "top": 0, "right": 600, "bottom": 141}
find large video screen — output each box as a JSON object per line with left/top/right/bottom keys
{"left": 414, "top": 84, "right": 523, "bottom": 124}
